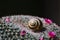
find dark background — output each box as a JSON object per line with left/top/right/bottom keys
{"left": 0, "top": 0, "right": 60, "bottom": 25}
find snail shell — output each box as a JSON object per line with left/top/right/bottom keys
{"left": 28, "top": 18, "right": 43, "bottom": 32}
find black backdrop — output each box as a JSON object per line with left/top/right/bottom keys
{"left": 0, "top": 0, "right": 60, "bottom": 25}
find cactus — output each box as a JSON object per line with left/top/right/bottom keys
{"left": 0, "top": 15, "right": 60, "bottom": 40}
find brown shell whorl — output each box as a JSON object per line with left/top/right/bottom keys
{"left": 28, "top": 18, "right": 43, "bottom": 32}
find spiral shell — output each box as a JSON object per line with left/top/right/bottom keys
{"left": 28, "top": 18, "right": 43, "bottom": 32}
